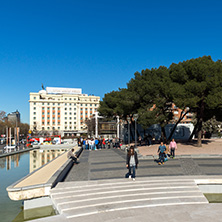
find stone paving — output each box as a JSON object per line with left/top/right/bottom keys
{"left": 31, "top": 146, "right": 222, "bottom": 222}
{"left": 64, "top": 148, "right": 222, "bottom": 181}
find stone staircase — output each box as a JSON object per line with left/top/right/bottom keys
{"left": 50, "top": 177, "right": 208, "bottom": 220}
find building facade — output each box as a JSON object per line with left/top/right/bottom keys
{"left": 7, "top": 110, "right": 21, "bottom": 124}
{"left": 29, "top": 87, "right": 100, "bottom": 136}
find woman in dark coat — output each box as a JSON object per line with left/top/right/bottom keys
{"left": 126, "top": 146, "right": 139, "bottom": 181}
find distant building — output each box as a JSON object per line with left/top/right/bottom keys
{"left": 29, "top": 87, "right": 100, "bottom": 136}
{"left": 7, "top": 110, "right": 20, "bottom": 124}
{"left": 170, "top": 104, "right": 194, "bottom": 124}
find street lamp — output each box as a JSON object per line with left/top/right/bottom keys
{"left": 116, "top": 115, "right": 120, "bottom": 138}
{"left": 127, "top": 116, "right": 131, "bottom": 145}
{"left": 133, "top": 114, "right": 139, "bottom": 148}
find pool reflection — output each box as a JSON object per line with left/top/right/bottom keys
{"left": 29, "top": 149, "right": 69, "bottom": 173}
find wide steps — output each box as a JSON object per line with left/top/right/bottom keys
{"left": 50, "top": 178, "right": 208, "bottom": 219}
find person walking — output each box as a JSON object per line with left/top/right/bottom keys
{"left": 157, "top": 141, "right": 166, "bottom": 165}
{"left": 169, "top": 138, "right": 177, "bottom": 159}
{"left": 126, "top": 146, "right": 139, "bottom": 181}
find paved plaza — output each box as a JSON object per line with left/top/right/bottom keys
{"left": 31, "top": 141, "right": 222, "bottom": 222}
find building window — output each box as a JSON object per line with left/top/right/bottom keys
{"left": 74, "top": 122, "right": 76, "bottom": 124}
{"left": 53, "top": 107, "right": 55, "bottom": 110}
{"left": 42, "top": 107, "right": 45, "bottom": 110}
{"left": 65, "top": 117, "right": 67, "bottom": 120}
{"left": 69, "top": 98, "right": 71, "bottom": 100}
{"left": 95, "top": 104, "right": 97, "bottom": 106}
{"left": 85, "top": 108, "right": 88, "bottom": 111}
{"left": 74, "top": 127, "right": 76, "bottom": 129}
{"left": 47, "top": 122, "right": 50, "bottom": 125}
{"left": 65, "top": 122, "right": 67, "bottom": 124}
{"left": 69, "top": 112, "right": 72, "bottom": 115}
{"left": 65, "top": 127, "right": 67, "bottom": 129}
{"left": 47, "top": 117, "right": 50, "bottom": 120}
{"left": 65, "top": 103, "right": 67, "bottom": 105}
{"left": 69, "top": 108, "right": 72, "bottom": 110}
{"left": 33, "top": 117, "right": 36, "bottom": 120}
{"left": 69, "top": 127, "right": 72, "bottom": 129}
{"left": 42, "top": 127, "right": 44, "bottom": 130}
{"left": 69, "top": 122, "right": 72, "bottom": 124}
{"left": 47, "top": 107, "right": 50, "bottom": 110}
{"left": 81, "top": 104, "right": 83, "bottom": 106}
{"left": 74, "top": 112, "right": 76, "bottom": 115}
{"left": 90, "top": 104, "right": 92, "bottom": 106}
{"left": 74, "top": 117, "right": 76, "bottom": 120}
{"left": 33, "top": 112, "right": 36, "bottom": 115}
{"left": 69, "top": 117, "right": 72, "bottom": 120}
{"left": 58, "top": 127, "right": 60, "bottom": 130}
{"left": 42, "top": 122, "right": 44, "bottom": 125}
{"left": 33, "top": 107, "right": 36, "bottom": 110}
{"left": 53, "top": 103, "right": 55, "bottom": 105}
{"left": 34, "top": 102, "right": 36, "bottom": 105}
{"left": 47, "top": 112, "right": 50, "bottom": 115}
{"left": 48, "top": 103, "right": 50, "bottom": 105}
{"left": 85, "top": 104, "right": 87, "bottom": 106}
{"left": 65, "top": 108, "right": 67, "bottom": 110}
{"left": 65, "top": 112, "right": 67, "bottom": 115}
{"left": 58, "top": 107, "right": 60, "bottom": 110}
{"left": 42, "top": 117, "right": 44, "bottom": 120}
{"left": 53, "top": 117, "right": 55, "bottom": 120}
{"left": 58, "top": 117, "right": 60, "bottom": 120}
{"left": 47, "top": 127, "right": 50, "bottom": 130}
{"left": 74, "top": 108, "right": 76, "bottom": 110}
{"left": 34, "top": 97, "right": 36, "bottom": 100}
{"left": 65, "top": 98, "right": 67, "bottom": 100}
{"left": 90, "top": 108, "right": 92, "bottom": 111}
{"left": 81, "top": 108, "right": 83, "bottom": 111}
{"left": 58, "top": 103, "right": 60, "bottom": 105}
{"left": 42, "top": 103, "right": 44, "bottom": 105}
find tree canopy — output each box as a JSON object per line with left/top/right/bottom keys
{"left": 98, "top": 56, "right": 222, "bottom": 146}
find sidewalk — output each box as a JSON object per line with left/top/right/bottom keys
{"left": 137, "top": 138, "right": 222, "bottom": 158}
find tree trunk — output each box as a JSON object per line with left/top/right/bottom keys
{"left": 188, "top": 122, "right": 198, "bottom": 141}
{"left": 196, "top": 99, "right": 205, "bottom": 147}
{"left": 167, "top": 110, "right": 189, "bottom": 142}
{"left": 161, "top": 125, "right": 167, "bottom": 142}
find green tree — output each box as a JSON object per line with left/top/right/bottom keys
{"left": 169, "top": 56, "right": 222, "bottom": 146}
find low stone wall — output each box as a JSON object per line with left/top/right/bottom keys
{"left": 7, "top": 146, "right": 83, "bottom": 200}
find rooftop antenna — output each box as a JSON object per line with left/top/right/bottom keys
{"left": 41, "top": 83, "right": 45, "bottom": 90}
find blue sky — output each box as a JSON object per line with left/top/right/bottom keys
{"left": 0, "top": 0, "right": 222, "bottom": 124}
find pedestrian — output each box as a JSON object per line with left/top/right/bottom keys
{"left": 126, "top": 146, "right": 139, "bottom": 181}
{"left": 95, "top": 138, "right": 99, "bottom": 150}
{"left": 138, "top": 136, "right": 142, "bottom": 146}
{"left": 169, "top": 138, "right": 177, "bottom": 159}
{"left": 82, "top": 138, "right": 86, "bottom": 150}
{"left": 67, "top": 148, "right": 78, "bottom": 164}
{"left": 157, "top": 141, "right": 166, "bottom": 165}
{"left": 102, "top": 138, "right": 106, "bottom": 149}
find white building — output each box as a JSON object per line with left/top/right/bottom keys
{"left": 29, "top": 87, "right": 100, "bottom": 136}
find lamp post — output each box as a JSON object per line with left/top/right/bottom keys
{"left": 127, "top": 116, "right": 130, "bottom": 145}
{"left": 133, "top": 114, "right": 139, "bottom": 148}
{"left": 95, "top": 111, "right": 98, "bottom": 138}
{"left": 116, "top": 115, "right": 120, "bottom": 138}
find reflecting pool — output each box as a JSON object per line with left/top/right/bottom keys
{"left": 0, "top": 148, "right": 68, "bottom": 222}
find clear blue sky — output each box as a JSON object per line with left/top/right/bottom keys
{"left": 0, "top": 0, "right": 222, "bottom": 124}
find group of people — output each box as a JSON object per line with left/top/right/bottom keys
{"left": 157, "top": 139, "right": 177, "bottom": 165}
{"left": 78, "top": 137, "right": 122, "bottom": 150}
{"left": 67, "top": 138, "right": 178, "bottom": 181}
